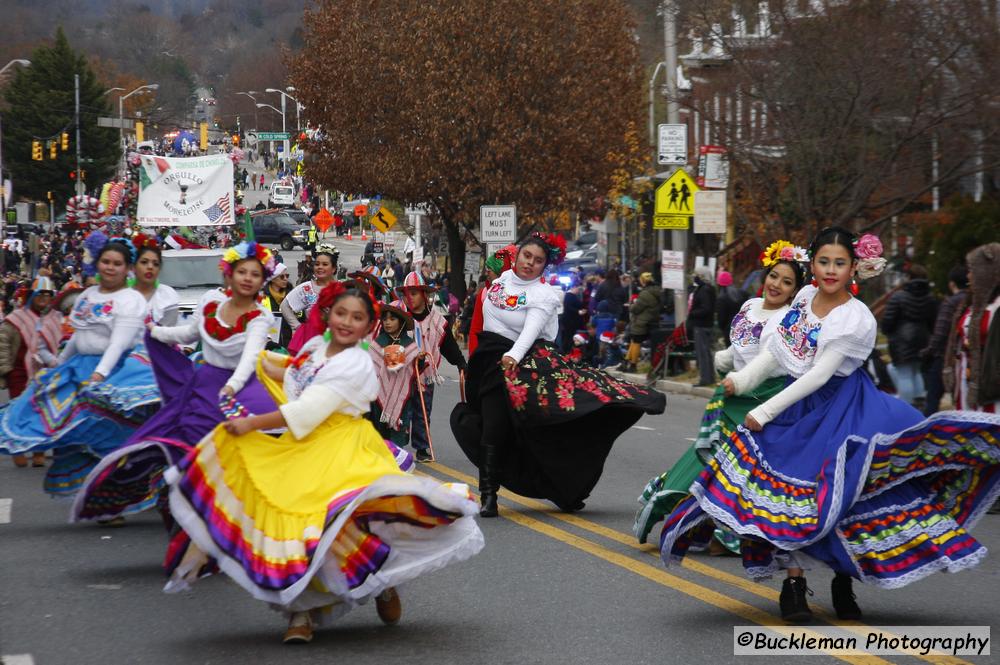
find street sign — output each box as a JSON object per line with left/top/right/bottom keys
{"left": 658, "top": 123, "right": 688, "bottom": 165}
{"left": 465, "top": 252, "right": 482, "bottom": 275}
{"left": 654, "top": 169, "right": 699, "bottom": 230}
{"left": 485, "top": 242, "right": 506, "bottom": 258}
{"left": 257, "top": 132, "right": 291, "bottom": 141}
{"left": 369, "top": 206, "right": 398, "bottom": 233}
{"left": 372, "top": 242, "right": 384, "bottom": 256}
{"left": 97, "top": 117, "right": 134, "bottom": 129}
{"left": 697, "top": 145, "right": 730, "bottom": 189}
{"left": 694, "top": 190, "right": 727, "bottom": 234}
{"left": 479, "top": 205, "right": 517, "bottom": 243}
{"left": 661, "top": 250, "right": 685, "bottom": 290}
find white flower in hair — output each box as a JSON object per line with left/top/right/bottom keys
{"left": 856, "top": 257, "right": 887, "bottom": 280}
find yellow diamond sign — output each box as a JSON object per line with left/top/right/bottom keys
{"left": 654, "top": 169, "right": 699, "bottom": 230}
{"left": 369, "top": 206, "right": 398, "bottom": 233}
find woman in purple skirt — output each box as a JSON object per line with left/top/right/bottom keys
{"left": 72, "top": 242, "right": 279, "bottom": 524}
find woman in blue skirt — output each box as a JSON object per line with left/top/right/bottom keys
{"left": 658, "top": 226, "right": 1000, "bottom": 623}
{"left": 0, "top": 232, "right": 160, "bottom": 496}
{"left": 71, "top": 241, "right": 280, "bottom": 524}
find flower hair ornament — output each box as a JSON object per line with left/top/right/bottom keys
{"left": 82, "top": 231, "right": 137, "bottom": 276}
{"left": 130, "top": 233, "right": 160, "bottom": 254}
{"left": 760, "top": 240, "right": 808, "bottom": 268}
{"left": 315, "top": 242, "right": 340, "bottom": 259}
{"left": 220, "top": 241, "right": 277, "bottom": 280}
{"left": 852, "top": 233, "right": 886, "bottom": 281}
{"left": 530, "top": 232, "right": 567, "bottom": 266}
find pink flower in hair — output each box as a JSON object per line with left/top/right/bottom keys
{"left": 778, "top": 246, "right": 795, "bottom": 261}
{"left": 854, "top": 234, "right": 883, "bottom": 259}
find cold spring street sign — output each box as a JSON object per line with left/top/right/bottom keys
{"left": 256, "top": 132, "right": 291, "bottom": 141}
{"left": 654, "top": 169, "right": 699, "bottom": 230}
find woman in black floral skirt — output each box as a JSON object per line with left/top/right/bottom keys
{"left": 451, "top": 234, "right": 666, "bottom": 517}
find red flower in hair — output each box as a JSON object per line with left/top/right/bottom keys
{"left": 531, "top": 232, "right": 567, "bottom": 266}
{"left": 131, "top": 233, "right": 159, "bottom": 251}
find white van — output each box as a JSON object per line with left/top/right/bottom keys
{"left": 269, "top": 182, "right": 295, "bottom": 208}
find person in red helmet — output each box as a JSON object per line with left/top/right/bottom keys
{"left": 390, "top": 266, "right": 467, "bottom": 463}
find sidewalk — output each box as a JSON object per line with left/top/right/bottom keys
{"left": 602, "top": 368, "right": 717, "bottom": 399}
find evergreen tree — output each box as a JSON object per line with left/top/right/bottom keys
{"left": 3, "top": 28, "right": 118, "bottom": 205}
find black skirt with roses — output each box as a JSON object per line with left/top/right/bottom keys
{"left": 451, "top": 332, "right": 666, "bottom": 509}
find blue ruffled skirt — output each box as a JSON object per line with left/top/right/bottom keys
{"left": 0, "top": 347, "right": 160, "bottom": 496}
{"left": 659, "top": 369, "right": 1000, "bottom": 589}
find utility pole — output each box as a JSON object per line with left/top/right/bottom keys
{"left": 663, "top": 0, "right": 687, "bottom": 323}
{"left": 75, "top": 74, "right": 83, "bottom": 198}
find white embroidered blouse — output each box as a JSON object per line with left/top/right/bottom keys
{"left": 729, "top": 285, "right": 876, "bottom": 426}
{"left": 144, "top": 283, "right": 180, "bottom": 327}
{"left": 482, "top": 270, "right": 562, "bottom": 363}
{"left": 151, "top": 298, "right": 271, "bottom": 394}
{"left": 58, "top": 286, "right": 147, "bottom": 377}
{"left": 714, "top": 298, "right": 788, "bottom": 374}
{"left": 278, "top": 337, "right": 379, "bottom": 439}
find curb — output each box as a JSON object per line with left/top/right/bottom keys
{"left": 606, "top": 369, "right": 716, "bottom": 399}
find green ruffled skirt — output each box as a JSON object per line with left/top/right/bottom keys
{"left": 634, "top": 376, "right": 786, "bottom": 548}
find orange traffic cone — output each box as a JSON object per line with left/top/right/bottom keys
{"left": 346, "top": 230, "right": 352, "bottom": 240}
{"left": 361, "top": 230, "right": 368, "bottom": 241}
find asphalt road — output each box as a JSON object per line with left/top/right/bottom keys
{"left": 2, "top": 160, "right": 998, "bottom": 664}
{"left": 1, "top": 364, "right": 998, "bottom": 664}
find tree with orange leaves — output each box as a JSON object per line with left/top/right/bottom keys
{"left": 291, "top": 0, "right": 644, "bottom": 300}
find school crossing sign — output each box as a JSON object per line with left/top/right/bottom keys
{"left": 654, "top": 169, "right": 700, "bottom": 230}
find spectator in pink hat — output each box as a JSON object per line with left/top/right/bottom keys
{"left": 715, "top": 269, "right": 748, "bottom": 345}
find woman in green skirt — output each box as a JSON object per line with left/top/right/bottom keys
{"left": 635, "top": 241, "right": 808, "bottom": 548}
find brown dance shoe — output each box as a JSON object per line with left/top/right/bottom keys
{"left": 31, "top": 452, "right": 46, "bottom": 467}
{"left": 375, "top": 587, "right": 402, "bottom": 625}
{"left": 12, "top": 455, "right": 28, "bottom": 468}
{"left": 283, "top": 612, "right": 313, "bottom": 644}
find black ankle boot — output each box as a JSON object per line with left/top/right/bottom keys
{"left": 478, "top": 442, "right": 499, "bottom": 518}
{"left": 479, "top": 492, "right": 498, "bottom": 518}
{"left": 779, "top": 576, "right": 813, "bottom": 623}
{"left": 831, "top": 573, "right": 862, "bottom": 620}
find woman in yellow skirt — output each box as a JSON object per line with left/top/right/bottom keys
{"left": 163, "top": 282, "right": 484, "bottom": 644}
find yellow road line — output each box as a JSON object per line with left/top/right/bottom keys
{"left": 495, "top": 498, "right": 889, "bottom": 664}
{"left": 425, "top": 461, "right": 972, "bottom": 665}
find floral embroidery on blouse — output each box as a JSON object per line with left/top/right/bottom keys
{"left": 201, "top": 301, "right": 263, "bottom": 341}
{"left": 487, "top": 280, "right": 527, "bottom": 310}
{"left": 299, "top": 283, "right": 317, "bottom": 309}
{"left": 72, "top": 296, "right": 114, "bottom": 324}
{"left": 776, "top": 298, "right": 822, "bottom": 361}
{"left": 729, "top": 304, "right": 763, "bottom": 348}
{"left": 285, "top": 350, "right": 324, "bottom": 397}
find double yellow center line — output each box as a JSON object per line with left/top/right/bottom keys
{"left": 420, "top": 460, "right": 972, "bottom": 665}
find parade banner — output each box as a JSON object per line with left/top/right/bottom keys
{"left": 136, "top": 154, "right": 234, "bottom": 226}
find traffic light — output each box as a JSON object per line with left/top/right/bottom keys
{"left": 49, "top": 141, "right": 57, "bottom": 159}
{"left": 61, "top": 132, "right": 69, "bottom": 151}
{"left": 80, "top": 169, "right": 86, "bottom": 180}
{"left": 32, "top": 141, "right": 42, "bottom": 161}
{"left": 69, "top": 170, "right": 76, "bottom": 180}
{"left": 232, "top": 134, "right": 240, "bottom": 146}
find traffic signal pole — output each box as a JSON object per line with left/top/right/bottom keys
{"left": 75, "top": 74, "right": 83, "bottom": 198}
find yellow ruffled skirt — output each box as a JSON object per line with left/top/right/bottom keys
{"left": 164, "top": 353, "right": 483, "bottom": 623}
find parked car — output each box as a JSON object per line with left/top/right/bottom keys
{"left": 284, "top": 209, "right": 311, "bottom": 226}
{"left": 268, "top": 182, "right": 296, "bottom": 208}
{"left": 251, "top": 212, "right": 310, "bottom": 251}
{"left": 571, "top": 230, "right": 597, "bottom": 250}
